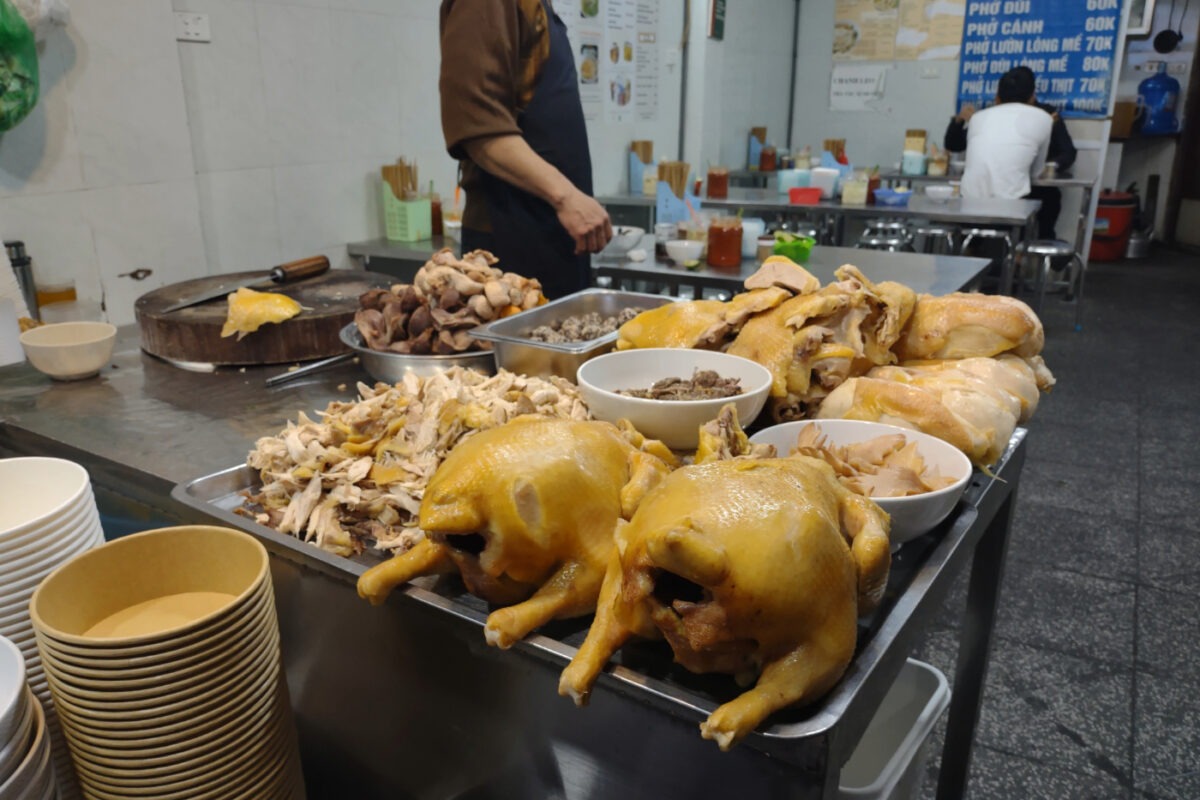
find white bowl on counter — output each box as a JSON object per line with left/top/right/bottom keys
{"left": 602, "top": 226, "right": 646, "bottom": 257}
{"left": 576, "top": 348, "right": 772, "bottom": 449}
{"left": 924, "top": 184, "right": 956, "bottom": 203}
{"left": 749, "top": 419, "right": 972, "bottom": 546}
{"left": 664, "top": 239, "right": 704, "bottom": 267}
{"left": 19, "top": 322, "right": 116, "bottom": 381}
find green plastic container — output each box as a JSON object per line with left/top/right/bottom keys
{"left": 773, "top": 234, "right": 815, "bottom": 263}
{"left": 381, "top": 182, "right": 432, "bottom": 242}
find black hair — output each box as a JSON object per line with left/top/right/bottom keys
{"left": 998, "top": 68, "right": 1036, "bottom": 103}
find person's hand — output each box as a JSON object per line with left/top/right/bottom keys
{"left": 556, "top": 189, "right": 613, "bottom": 254}
{"left": 956, "top": 104, "right": 976, "bottom": 123}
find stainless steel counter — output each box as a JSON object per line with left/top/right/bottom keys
{"left": 0, "top": 331, "right": 1025, "bottom": 800}
{"left": 596, "top": 239, "right": 991, "bottom": 299}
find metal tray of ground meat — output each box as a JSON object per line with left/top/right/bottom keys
{"left": 469, "top": 288, "right": 676, "bottom": 380}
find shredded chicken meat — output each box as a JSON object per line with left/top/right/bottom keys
{"left": 789, "top": 423, "right": 956, "bottom": 498}
{"left": 244, "top": 367, "right": 589, "bottom": 557}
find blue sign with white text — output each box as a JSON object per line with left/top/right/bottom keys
{"left": 956, "top": 0, "right": 1122, "bottom": 118}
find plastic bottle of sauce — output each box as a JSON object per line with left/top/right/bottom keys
{"left": 430, "top": 192, "right": 444, "bottom": 237}
{"left": 706, "top": 217, "right": 743, "bottom": 268}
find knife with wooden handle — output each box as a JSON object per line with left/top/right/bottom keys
{"left": 160, "top": 256, "right": 331, "bottom": 313}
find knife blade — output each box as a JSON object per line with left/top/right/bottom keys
{"left": 160, "top": 256, "right": 331, "bottom": 314}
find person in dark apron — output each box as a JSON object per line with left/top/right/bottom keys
{"left": 440, "top": 0, "right": 612, "bottom": 299}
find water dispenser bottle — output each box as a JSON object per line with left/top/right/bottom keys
{"left": 1137, "top": 63, "right": 1180, "bottom": 135}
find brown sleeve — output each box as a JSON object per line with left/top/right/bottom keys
{"left": 440, "top": 0, "right": 524, "bottom": 160}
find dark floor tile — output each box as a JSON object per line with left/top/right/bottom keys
{"left": 974, "top": 639, "right": 1134, "bottom": 787}
{"left": 1137, "top": 411, "right": 1200, "bottom": 446}
{"left": 1023, "top": 419, "right": 1139, "bottom": 474}
{"left": 1134, "top": 586, "right": 1200, "bottom": 679}
{"left": 1138, "top": 465, "right": 1194, "bottom": 520}
{"left": 994, "top": 562, "right": 1135, "bottom": 667}
{"left": 1139, "top": 435, "right": 1195, "bottom": 473}
{"left": 1138, "top": 514, "right": 1200, "bottom": 591}
{"left": 965, "top": 745, "right": 1132, "bottom": 800}
{"left": 1009, "top": 499, "right": 1138, "bottom": 583}
{"left": 1134, "top": 671, "right": 1200, "bottom": 799}
{"left": 1018, "top": 459, "right": 1139, "bottom": 522}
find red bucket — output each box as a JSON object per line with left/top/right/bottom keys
{"left": 1089, "top": 191, "right": 1136, "bottom": 262}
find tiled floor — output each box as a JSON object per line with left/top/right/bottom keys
{"left": 916, "top": 249, "right": 1200, "bottom": 800}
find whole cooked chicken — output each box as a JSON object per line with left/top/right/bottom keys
{"left": 559, "top": 456, "right": 891, "bottom": 750}
{"left": 357, "top": 417, "right": 673, "bottom": 648}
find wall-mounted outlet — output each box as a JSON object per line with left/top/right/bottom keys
{"left": 175, "top": 12, "right": 211, "bottom": 43}
{"left": 920, "top": 67, "right": 939, "bottom": 79}
{"left": 1168, "top": 61, "right": 1187, "bottom": 75}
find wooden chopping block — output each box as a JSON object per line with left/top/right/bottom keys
{"left": 135, "top": 270, "right": 394, "bottom": 366}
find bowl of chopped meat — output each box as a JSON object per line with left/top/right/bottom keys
{"left": 749, "top": 419, "right": 972, "bottom": 545}
{"left": 576, "top": 348, "right": 772, "bottom": 449}
{"left": 470, "top": 288, "right": 676, "bottom": 380}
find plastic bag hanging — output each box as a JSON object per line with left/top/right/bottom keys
{"left": 0, "top": 0, "right": 39, "bottom": 132}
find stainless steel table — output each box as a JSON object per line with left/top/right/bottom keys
{"left": 0, "top": 334, "right": 1026, "bottom": 799}
{"left": 595, "top": 237, "right": 992, "bottom": 299}
{"left": 347, "top": 236, "right": 459, "bottom": 281}
{"left": 598, "top": 191, "right": 1039, "bottom": 295}
{"left": 881, "top": 171, "right": 1099, "bottom": 269}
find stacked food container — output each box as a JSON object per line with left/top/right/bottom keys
{"left": 29, "top": 526, "right": 305, "bottom": 799}
{"left": 0, "top": 635, "right": 55, "bottom": 800}
{"left": 1, "top": 456, "right": 109, "bottom": 799}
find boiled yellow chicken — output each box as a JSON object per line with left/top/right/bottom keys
{"left": 726, "top": 265, "right": 917, "bottom": 420}
{"left": 894, "top": 292, "right": 1044, "bottom": 362}
{"left": 220, "top": 286, "right": 302, "bottom": 340}
{"left": 357, "top": 416, "right": 672, "bottom": 648}
{"left": 693, "top": 403, "right": 776, "bottom": 464}
{"left": 559, "top": 456, "right": 891, "bottom": 751}
{"left": 615, "top": 287, "right": 791, "bottom": 351}
{"left": 818, "top": 354, "right": 1048, "bottom": 466}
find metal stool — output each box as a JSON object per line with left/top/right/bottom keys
{"left": 1015, "top": 240, "right": 1086, "bottom": 330}
{"left": 856, "top": 234, "right": 912, "bottom": 252}
{"left": 959, "top": 227, "right": 1015, "bottom": 293}
{"left": 914, "top": 224, "right": 958, "bottom": 255}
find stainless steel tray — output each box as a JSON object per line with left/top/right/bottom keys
{"left": 340, "top": 323, "right": 496, "bottom": 383}
{"left": 170, "top": 433, "right": 1027, "bottom": 763}
{"left": 469, "top": 288, "right": 675, "bottom": 380}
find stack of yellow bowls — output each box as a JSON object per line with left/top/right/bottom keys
{"left": 29, "top": 526, "right": 305, "bottom": 799}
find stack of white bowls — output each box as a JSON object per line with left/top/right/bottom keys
{"left": 30, "top": 525, "right": 305, "bottom": 799}
{"left": 0, "top": 635, "right": 55, "bottom": 800}
{"left": 1, "top": 456, "right": 106, "bottom": 799}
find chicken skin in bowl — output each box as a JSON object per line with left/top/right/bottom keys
{"left": 559, "top": 456, "right": 891, "bottom": 750}
{"left": 357, "top": 416, "right": 672, "bottom": 648}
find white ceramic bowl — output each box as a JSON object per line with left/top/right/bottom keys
{"left": 0, "top": 636, "right": 25, "bottom": 745}
{"left": 664, "top": 239, "right": 704, "bottom": 267}
{"left": 0, "top": 458, "right": 92, "bottom": 541}
{"left": 19, "top": 322, "right": 116, "bottom": 381}
{"left": 925, "top": 184, "right": 956, "bottom": 202}
{"left": 749, "top": 419, "right": 972, "bottom": 545}
{"left": 576, "top": 348, "right": 772, "bottom": 449}
{"left": 602, "top": 226, "right": 646, "bottom": 256}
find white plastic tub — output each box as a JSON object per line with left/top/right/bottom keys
{"left": 839, "top": 659, "right": 951, "bottom": 800}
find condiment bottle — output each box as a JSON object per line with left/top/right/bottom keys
{"left": 759, "top": 145, "right": 778, "bottom": 173}
{"left": 706, "top": 217, "right": 743, "bottom": 268}
{"left": 706, "top": 167, "right": 729, "bottom": 199}
{"left": 430, "top": 190, "right": 444, "bottom": 237}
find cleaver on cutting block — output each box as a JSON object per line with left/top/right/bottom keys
{"left": 160, "top": 256, "right": 330, "bottom": 314}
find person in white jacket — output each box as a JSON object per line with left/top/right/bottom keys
{"left": 959, "top": 69, "right": 1053, "bottom": 201}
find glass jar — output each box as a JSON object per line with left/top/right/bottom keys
{"left": 706, "top": 167, "right": 729, "bottom": 199}
{"left": 756, "top": 236, "right": 776, "bottom": 263}
{"left": 759, "top": 145, "right": 778, "bottom": 173}
{"left": 430, "top": 192, "right": 444, "bottom": 236}
{"left": 706, "top": 217, "right": 743, "bottom": 268}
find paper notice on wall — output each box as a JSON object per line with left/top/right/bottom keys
{"left": 634, "top": 0, "right": 658, "bottom": 121}
{"left": 829, "top": 63, "right": 889, "bottom": 111}
{"left": 557, "top": 0, "right": 604, "bottom": 121}
{"left": 604, "top": 0, "right": 637, "bottom": 123}
{"left": 833, "top": 0, "right": 897, "bottom": 62}
{"left": 894, "top": 0, "right": 964, "bottom": 61}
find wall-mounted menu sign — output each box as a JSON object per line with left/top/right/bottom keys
{"left": 956, "top": 0, "right": 1122, "bottom": 118}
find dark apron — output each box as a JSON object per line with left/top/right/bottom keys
{"left": 462, "top": 0, "right": 593, "bottom": 299}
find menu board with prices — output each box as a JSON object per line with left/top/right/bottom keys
{"left": 956, "top": 0, "right": 1121, "bottom": 118}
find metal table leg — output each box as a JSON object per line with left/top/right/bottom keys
{"left": 935, "top": 488, "right": 1018, "bottom": 800}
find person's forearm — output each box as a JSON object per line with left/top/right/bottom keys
{"left": 464, "top": 135, "right": 577, "bottom": 209}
